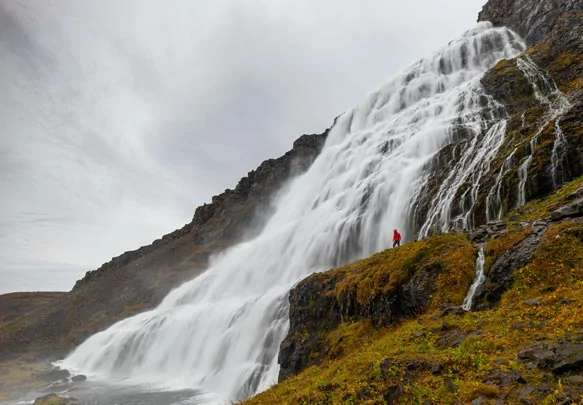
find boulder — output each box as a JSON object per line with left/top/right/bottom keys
{"left": 483, "top": 370, "right": 527, "bottom": 387}
{"left": 41, "top": 368, "right": 70, "bottom": 382}
{"left": 382, "top": 384, "right": 404, "bottom": 405}
{"left": 518, "top": 342, "right": 583, "bottom": 374}
{"left": 473, "top": 229, "right": 545, "bottom": 308}
{"left": 552, "top": 344, "right": 583, "bottom": 374}
{"left": 550, "top": 198, "right": 583, "bottom": 222}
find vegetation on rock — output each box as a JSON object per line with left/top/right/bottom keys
{"left": 245, "top": 177, "right": 583, "bottom": 405}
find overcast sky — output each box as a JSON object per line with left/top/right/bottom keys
{"left": 0, "top": 0, "right": 489, "bottom": 293}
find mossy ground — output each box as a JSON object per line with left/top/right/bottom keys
{"left": 508, "top": 175, "right": 583, "bottom": 222}
{"left": 332, "top": 233, "right": 476, "bottom": 312}
{"left": 244, "top": 184, "right": 583, "bottom": 405}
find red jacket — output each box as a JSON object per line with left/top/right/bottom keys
{"left": 393, "top": 231, "right": 401, "bottom": 241}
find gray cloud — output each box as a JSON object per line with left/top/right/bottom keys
{"left": 0, "top": 0, "right": 489, "bottom": 292}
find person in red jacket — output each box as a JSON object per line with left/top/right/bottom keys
{"left": 393, "top": 229, "right": 402, "bottom": 248}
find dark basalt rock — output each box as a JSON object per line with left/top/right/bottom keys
{"left": 478, "top": 0, "right": 583, "bottom": 47}
{"left": 483, "top": 370, "right": 527, "bottom": 387}
{"left": 278, "top": 262, "right": 443, "bottom": 380}
{"left": 519, "top": 341, "right": 583, "bottom": 374}
{"left": 550, "top": 197, "right": 583, "bottom": 221}
{"left": 473, "top": 226, "right": 546, "bottom": 309}
{"left": 382, "top": 384, "right": 404, "bottom": 405}
{"left": 41, "top": 368, "right": 70, "bottom": 382}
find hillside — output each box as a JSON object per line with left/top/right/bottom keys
{"left": 2, "top": 0, "right": 583, "bottom": 403}
{"left": 243, "top": 1, "right": 583, "bottom": 402}
{"left": 244, "top": 176, "right": 583, "bottom": 405}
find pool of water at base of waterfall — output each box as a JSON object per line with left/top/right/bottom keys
{"left": 2, "top": 381, "right": 229, "bottom": 405}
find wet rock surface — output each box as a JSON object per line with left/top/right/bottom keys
{"left": 473, "top": 226, "right": 546, "bottom": 309}
{"left": 478, "top": 0, "right": 583, "bottom": 46}
{"left": 278, "top": 262, "right": 443, "bottom": 380}
{"left": 41, "top": 368, "right": 70, "bottom": 382}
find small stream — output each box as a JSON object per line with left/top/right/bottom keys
{"left": 462, "top": 245, "right": 486, "bottom": 311}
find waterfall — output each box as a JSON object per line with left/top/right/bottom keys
{"left": 418, "top": 119, "right": 509, "bottom": 236}
{"left": 56, "top": 23, "right": 524, "bottom": 403}
{"left": 462, "top": 246, "right": 486, "bottom": 311}
{"left": 551, "top": 117, "right": 568, "bottom": 187}
{"left": 486, "top": 148, "right": 516, "bottom": 222}
{"left": 515, "top": 56, "right": 571, "bottom": 206}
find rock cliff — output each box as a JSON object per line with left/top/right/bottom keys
{"left": 478, "top": 0, "right": 583, "bottom": 46}
{"left": 253, "top": 170, "right": 583, "bottom": 405}
{"left": 2, "top": 0, "right": 583, "bottom": 403}
{"left": 256, "top": 0, "right": 583, "bottom": 403}
{"left": 411, "top": 0, "right": 583, "bottom": 235}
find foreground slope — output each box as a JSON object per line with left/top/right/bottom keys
{"left": 245, "top": 176, "right": 583, "bottom": 405}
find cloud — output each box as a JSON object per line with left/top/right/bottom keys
{"left": 0, "top": 0, "right": 488, "bottom": 292}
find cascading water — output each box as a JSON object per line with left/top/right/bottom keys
{"left": 515, "top": 56, "right": 571, "bottom": 206}
{"left": 486, "top": 148, "right": 517, "bottom": 222}
{"left": 551, "top": 117, "right": 568, "bottom": 187}
{"left": 57, "top": 23, "right": 524, "bottom": 403}
{"left": 418, "top": 118, "right": 509, "bottom": 236}
{"left": 462, "top": 246, "right": 486, "bottom": 311}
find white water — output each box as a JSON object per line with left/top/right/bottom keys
{"left": 462, "top": 246, "right": 486, "bottom": 311}
{"left": 419, "top": 119, "right": 509, "bottom": 236}
{"left": 551, "top": 117, "right": 568, "bottom": 187}
{"left": 57, "top": 23, "right": 524, "bottom": 403}
{"left": 515, "top": 56, "right": 571, "bottom": 205}
{"left": 486, "top": 148, "right": 517, "bottom": 222}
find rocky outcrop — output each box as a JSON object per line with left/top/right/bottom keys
{"left": 478, "top": 0, "right": 583, "bottom": 46}
{"left": 411, "top": 0, "right": 583, "bottom": 237}
{"left": 550, "top": 196, "right": 583, "bottom": 221}
{"left": 279, "top": 265, "right": 442, "bottom": 380}
{"left": 519, "top": 338, "right": 583, "bottom": 375}
{"left": 278, "top": 234, "right": 476, "bottom": 381}
{"left": 0, "top": 131, "right": 328, "bottom": 360}
{"left": 473, "top": 224, "right": 546, "bottom": 309}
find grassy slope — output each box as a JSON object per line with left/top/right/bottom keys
{"left": 245, "top": 177, "right": 583, "bottom": 405}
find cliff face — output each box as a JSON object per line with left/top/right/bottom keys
{"left": 478, "top": 0, "right": 583, "bottom": 46}
{"left": 279, "top": 234, "right": 476, "bottom": 381}
{"left": 0, "top": 131, "right": 328, "bottom": 360}
{"left": 411, "top": 0, "right": 583, "bottom": 235}
{"left": 264, "top": 172, "right": 583, "bottom": 405}
{"left": 267, "top": 0, "right": 583, "bottom": 402}
{"left": 3, "top": 2, "right": 583, "bottom": 403}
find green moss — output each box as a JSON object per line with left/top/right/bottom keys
{"left": 245, "top": 177, "right": 583, "bottom": 405}
{"left": 484, "top": 229, "right": 532, "bottom": 273}
{"left": 333, "top": 234, "right": 475, "bottom": 310}
{"left": 507, "top": 174, "right": 583, "bottom": 221}
{"left": 508, "top": 221, "right": 583, "bottom": 299}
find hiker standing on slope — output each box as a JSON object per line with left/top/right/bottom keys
{"left": 393, "top": 229, "right": 402, "bottom": 248}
